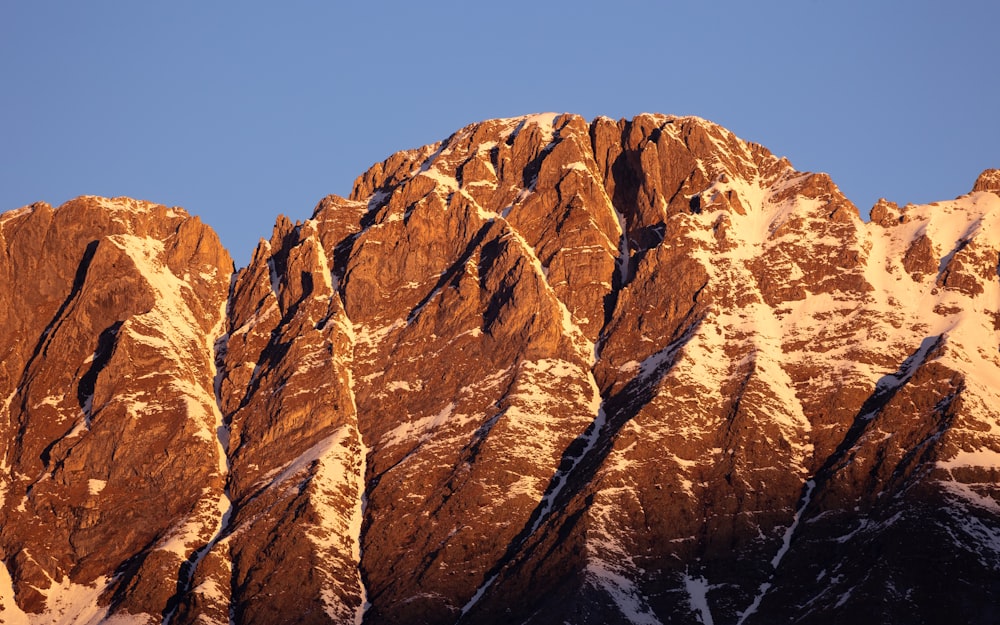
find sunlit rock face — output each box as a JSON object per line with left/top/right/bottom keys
{"left": 1, "top": 115, "right": 998, "bottom": 625}
{"left": 0, "top": 197, "right": 233, "bottom": 623}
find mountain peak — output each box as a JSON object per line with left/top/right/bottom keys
{"left": 2, "top": 114, "right": 998, "bottom": 625}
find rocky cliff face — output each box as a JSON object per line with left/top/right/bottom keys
{"left": 1, "top": 114, "right": 998, "bottom": 625}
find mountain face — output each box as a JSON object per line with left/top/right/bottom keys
{"left": 1, "top": 114, "right": 999, "bottom": 625}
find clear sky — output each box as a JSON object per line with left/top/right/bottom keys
{"left": 3, "top": 1, "right": 997, "bottom": 267}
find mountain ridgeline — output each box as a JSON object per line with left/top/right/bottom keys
{"left": 1, "top": 114, "right": 999, "bottom": 625}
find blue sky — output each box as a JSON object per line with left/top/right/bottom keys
{"left": 3, "top": 2, "right": 998, "bottom": 267}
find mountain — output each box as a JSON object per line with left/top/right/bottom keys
{"left": 1, "top": 113, "right": 998, "bottom": 625}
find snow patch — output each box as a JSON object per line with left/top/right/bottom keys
{"left": 585, "top": 560, "right": 664, "bottom": 625}
{"left": 682, "top": 573, "right": 715, "bottom": 625}
{"left": 736, "top": 480, "right": 816, "bottom": 624}
{"left": 380, "top": 402, "right": 456, "bottom": 448}
{"left": 736, "top": 582, "right": 771, "bottom": 625}
{"left": 613, "top": 204, "right": 630, "bottom": 286}
{"left": 306, "top": 424, "right": 369, "bottom": 623}
{"left": 0, "top": 205, "right": 32, "bottom": 229}
{"left": 0, "top": 561, "right": 130, "bottom": 625}
{"left": 353, "top": 431, "right": 370, "bottom": 625}
{"left": 0, "top": 559, "right": 29, "bottom": 625}
{"left": 503, "top": 112, "right": 560, "bottom": 147}
{"left": 937, "top": 448, "right": 1000, "bottom": 471}
{"left": 529, "top": 404, "right": 605, "bottom": 535}
{"left": 260, "top": 427, "right": 352, "bottom": 492}
{"left": 771, "top": 479, "right": 816, "bottom": 568}
{"left": 266, "top": 256, "right": 281, "bottom": 300}
{"left": 460, "top": 573, "right": 498, "bottom": 617}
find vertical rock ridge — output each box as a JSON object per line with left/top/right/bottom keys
{"left": 0, "top": 197, "right": 233, "bottom": 623}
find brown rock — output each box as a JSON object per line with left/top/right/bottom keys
{"left": 3, "top": 115, "right": 999, "bottom": 625}
{"left": 870, "top": 198, "right": 901, "bottom": 227}
{"left": 972, "top": 168, "right": 1000, "bottom": 194}
{"left": 902, "top": 232, "right": 939, "bottom": 279}
{"left": 0, "top": 197, "right": 232, "bottom": 622}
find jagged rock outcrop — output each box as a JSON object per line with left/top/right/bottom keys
{"left": 1, "top": 114, "right": 998, "bottom": 625}
{"left": 972, "top": 168, "right": 1000, "bottom": 194}
{"left": 0, "top": 197, "right": 232, "bottom": 623}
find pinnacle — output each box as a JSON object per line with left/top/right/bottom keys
{"left": 972, "top": 168, "right": 1000, "bottom": 194}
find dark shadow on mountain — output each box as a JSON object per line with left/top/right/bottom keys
{"left": 11, "top": 240, "right": 100, "bottom": 468}
{"left": 406, "top": 222, "right": 493, "bottom": 325}
{"left": 75, "top": 321, "right": 123, "bottom": 419}
{"left": 24, "top": 240, "right": 99, "bottom": 369}
{"left": 458, "top": 312, "right": 706, "bottom": 622}
{"left": 36, "top": 321, "right": 124, "bottom": 470}
{"left": 813, "top": 334, "right": 943, "bottom": 487}
{"left": 590, "top": 118, "right": 649, "bottom": 329}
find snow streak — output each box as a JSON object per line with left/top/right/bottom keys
{"left": 683, "top": 573, "right": 715, "bottom": 625}
{"left": 735, "top": 480, "right": 814, "bottom": 625}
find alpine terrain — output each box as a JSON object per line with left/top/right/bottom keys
{"left": 1, "top": 113, "right": 999, "bottom": 625}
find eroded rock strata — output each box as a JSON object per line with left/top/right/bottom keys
{"left": 1, "top": 115, "right": 998, "bottom": 624}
